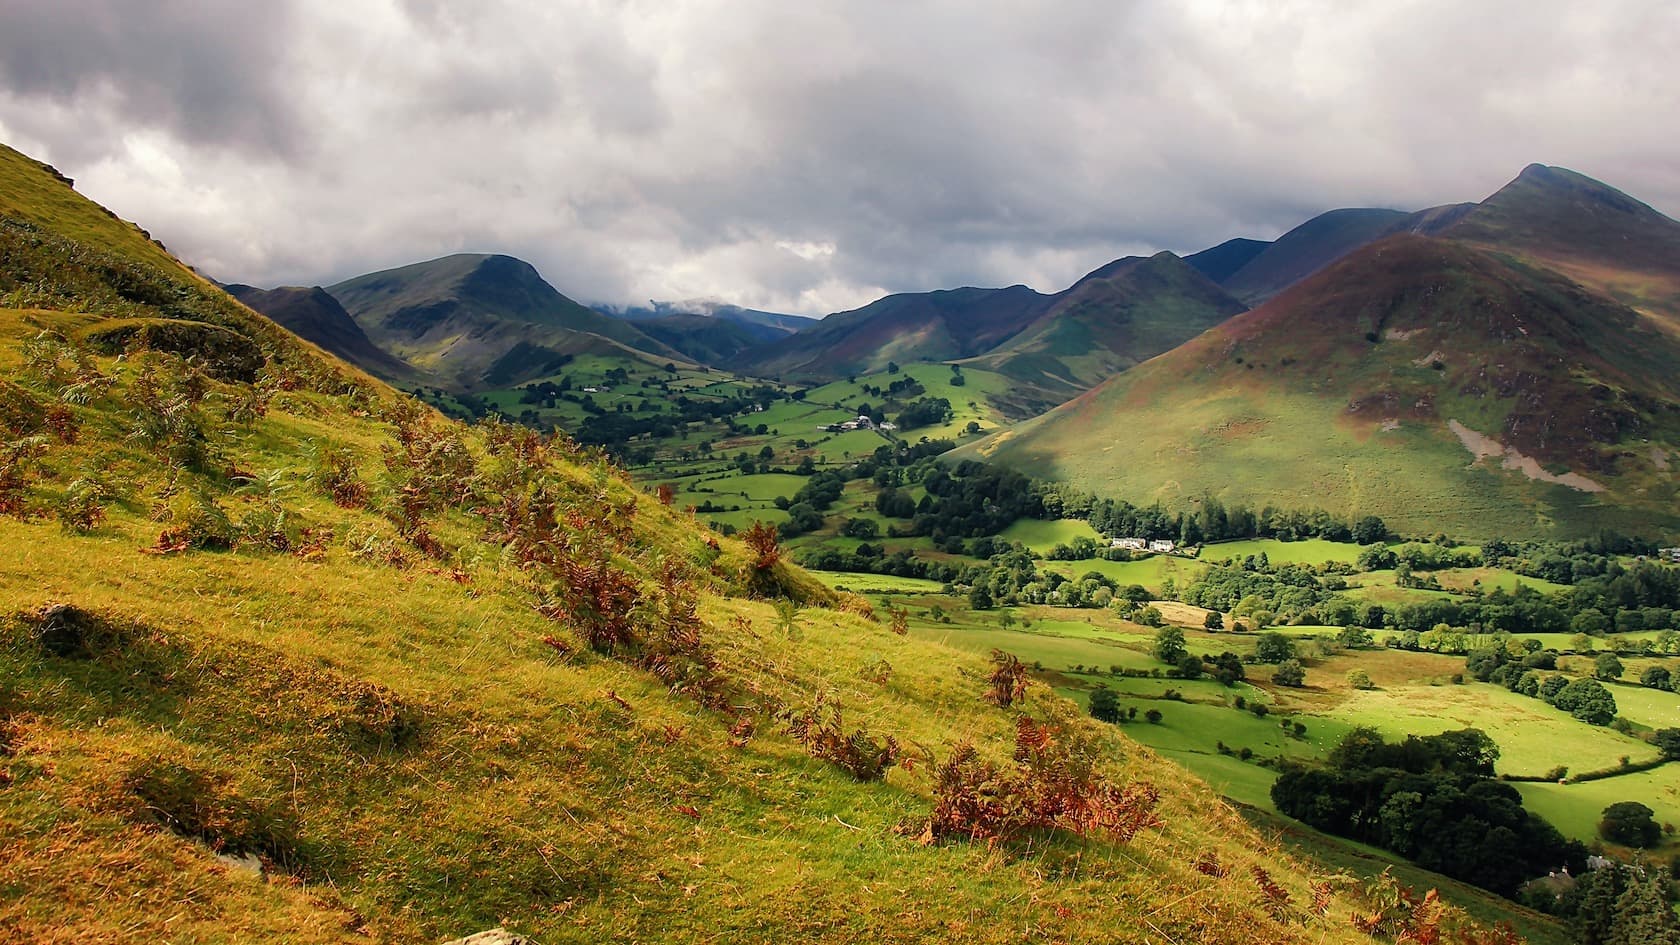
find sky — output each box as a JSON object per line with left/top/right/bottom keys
{"left": 2, "top": 0, "right": 1678, "bottom": 317}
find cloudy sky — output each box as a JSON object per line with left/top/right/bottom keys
{"left": 2, "top": 1, "right": 1677, "bottom": 316}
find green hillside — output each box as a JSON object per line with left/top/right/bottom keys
{"left": 964, "top": 231, "right": 1680, "bottom": 540}
{"left": 971, "top": 252, "right": 1247, "bottom": 395}
{"left": 0, "top": 142, "right": 1487, "bottom": 944}
{"left": 741, "top": 255, "right": 1248, "bottom": 404}
{"left": 322, "top": 253, "right": 684, "bottom": 390}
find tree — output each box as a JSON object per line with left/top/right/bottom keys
{"left": 1351, "top": 515, "right": 1387, "bottom": 544}
{"left": 1594, "top": 653, "right": 1625, "bottom": 681}
{"left": 1607, "top": 874, "right": 1680, "bottom": 945}
{"left": 1088, "top": 686, "right": 1121, "bottom": 723}
{"left": 1539, "top": 674, "right": 1569, "bottom": 702}
{"left": 968, "top": 585, "right": 993, "bottom": 610}
{"left": 1641, "top": 665, "right": 1673, "bottom": 690}
{"left": 1254, "top": 631, "right": 1295, "bottom": 664}
{"left": 1337, "top": 625, "right": 1372, "bottom": 649}
{"left": 1598, "top": 801, "right": 1661, "bottom": 847}
{"left": 1144, "top": 708, "right": 1163, "bottom": 724}
{"left": 1273, "top": 658, "right": 1306, "bottom": 687}
{"left": 1177, "top": 655, "right": 1204, "bottom": 679}
{"left": 1653, "top": 728, "right": 1680, "bottom": 761}
{"left": 1346, "top": 668, "right": 1373, "bottom": 690}
{"left": 1554, "top": 678, "right": 1618, "bottom": 726}
{"left": 1203, "top": 610, "right": 1224, "bottom": 630}
{"left": 1571, "top": 608, "right": 1610, "bottom": 634}
{"left": 1154, "top": 626, "right": 1187, "bottom": 664}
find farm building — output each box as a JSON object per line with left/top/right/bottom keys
{"left": 1111, "top": 537, "right": 1148, "bottom": 551}
{"left": 1148, "top": 539, "right": 1177, "bottom": 554}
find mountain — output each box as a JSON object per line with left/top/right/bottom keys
{"left": 326, "top": 253, "right": 685, "bottom": 389}
{"left": 1429, "top": 163, "right": 1680, "bottom": 334}
{"left": 1, "top": 138, "right": 1420, "bottom": 945}
{"left": 1220, "top": 208, "right": 1418, "bottom": 303}
{"left": 962, "top": 173, "right": 1680, "bottom": 539}
{"left": 597, "top": 299, "right": 813, "bottom": 364}
{"left": 223, "top": 283, "right": 417, "bottom": 381}
{"left": 969, "top": 252, "right": 1249, "bottom": 395}
{"left": 604, "top": 298, "right": 813, "bottom": 336}
{"left": 738, "top": 283, "right": 1051, "bottom": 380}
{"left": 1185, "top": 237, "right": 1271, "bottom": 283}
{"left": 738, "top": 255, "right": 1247, "bottom": 397}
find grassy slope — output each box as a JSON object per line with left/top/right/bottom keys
{"left": 972, "top": 253, "right": 1247, "bottom": 395}
{"left": 965, "top": 235, "right": 1680, "bottom": 540}
{"left": 0, "top": 143, "right": 1406, "bottom": 944}
{"left": 324, "top": 254, "right": 681, "bottom": 390}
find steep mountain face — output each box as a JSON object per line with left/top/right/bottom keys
{"left": 0, "top": 138, "right": 1401, "bottom": 945}
{"left": 739, "top": 256, "right": 1248, "bottom": 397}
{"left": 327, "top": 253, "right": 684, "bottom": 389}
{"left": 598, "top": 300, "right": 813, "bottom": 365}
{"left": 965, "top": 211, "right": 1680, "bottom": 538}
{"left": 970, "top": 252, "right": 1249, "bottom": 394}
{"left": 632, "top": 311, "right": 776, "bottom": 364}
{"left": 604, "top": 299, "right": 813, "bottom": 337}
{"left": 223, "top": 283, "right": 417, "bottom": 381}
{"left": 1430, "top": 163, "right": 1680, "bottom": 333}
{"left": 738, "top": 283, "right": 1051, "bottom": 380}
{"left": 1220, "top": 208, "right": 1416, "bottom": 303}
{"left": 1184, "top": 237, "right": 1271, "bottom": 283}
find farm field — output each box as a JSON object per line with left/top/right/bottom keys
{"left": 1517, "top": 770, "right": 1680, "bottom": 850}
{"left": 1201, "top": 538, "right": 1365, "bottom": 566}
{"left": 998, "top": 517, "right": 1105, "bottom": 552}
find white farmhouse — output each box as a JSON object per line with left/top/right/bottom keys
{"left": 1148, "top": 539, "right": 1177, "bottom": 554}
{"left": 1111, "top": 537, "right": 1147, "bottom": 551}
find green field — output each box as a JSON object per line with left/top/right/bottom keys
{"left": 998, "top": 518, "right": 1105, "bottom": 552}
{"left": 1517, "top": 770, "right": 1680, "bottom": 850}
{"left": 1201, "top": 538, "right": 1365, "bottom": 566}
{"left": 1039, "top": 555, "right": 1208, "bottom": 594}
{"left": 1326, "top": 683, "right": 1662, "bottom": 777}
{"left": 808, "top": 570, "right": 947, "bottom": 594}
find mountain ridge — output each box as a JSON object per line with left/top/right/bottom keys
{"left": 962, "top": 166, "right": 1680, "bottom": 538}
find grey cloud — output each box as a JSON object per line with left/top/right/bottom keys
{"left": 1, "top": 0, "right": 1678, "bottom": 315}
{"left": 0, "top": 0, "right": 303, "bottom": 161}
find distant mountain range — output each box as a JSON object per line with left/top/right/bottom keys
{"left": 962, "top": 164, "right": 1680, "bottom": 538}
{"left": 224, "top": 166, "right": 1680, "bottom": 537}
{"left": 732, "top": 252, "right": 1247, "bottom": 399}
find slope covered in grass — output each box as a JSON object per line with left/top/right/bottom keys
{"left": 965, "top": 232, "right": 1680, "bottom": 539}
{"left": 0, "top": 142, "right": 1527, "bottom": 944}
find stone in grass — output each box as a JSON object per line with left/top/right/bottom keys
{"left": 441, "top": 930, "right": 534, "bottom": 945}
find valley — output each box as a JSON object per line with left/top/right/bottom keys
{"left": 4, "top": 135, "right": 1679, "bottom": 945}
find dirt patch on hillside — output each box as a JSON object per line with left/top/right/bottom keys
{"left": 1447, "top": 419, "right": 1606, "bottom": 493}
{"left": 1653, "top": 447, "right": 1672, "bottom": 471}
{"left": 1211, "top": 418, "right": 1268, "bottom": 441}
{"left": 1410, "top": 350, "right": 1445, "bottom": 367}
{"left": 1384, "top": 327, "right": 1423, "bottom": 341}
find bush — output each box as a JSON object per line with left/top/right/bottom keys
{"left": 1347, "top": 669, "right": 1374, "bottom": 690}
{"left": 1254, "top": 631, "right": 1295, "bottom": 663}
{"left": 1598, "top": 801, "right": 1661, "bottom": 847}
{"left": 986, "top": 650, "right": 1030, "bottom": 707}
{"left": 783, "top": 696, "right": 900, "bottom": 782}
{"left": 1553, "top": 678, "right": 1618, "bottom": 726}
{"left": 1088, "top": 686, "right": 1121, "bottom": 723}
{"left": 923, "top": 717, "right": 1160, "bottom": 845}
{"left": 1641, "top": 665, "right": 1673, "bottom": 691}
{"left": 1144, "top": 708, "right": 1163, "bottom": 724}
{"left": 1272, "top": 659, "right": 1306, "bottom": 687}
